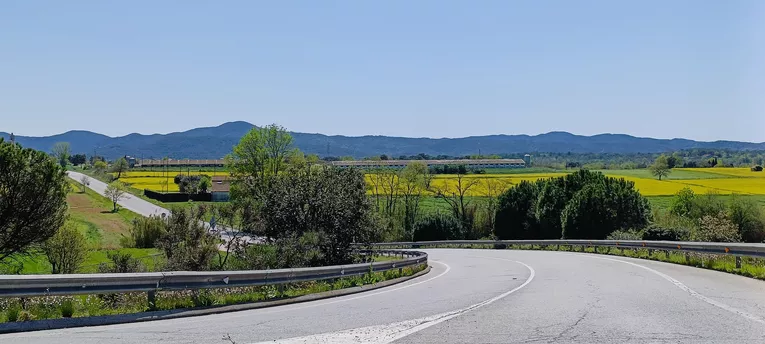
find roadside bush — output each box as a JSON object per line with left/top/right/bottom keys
{"left": 413, "top": 213, "right": 463, "bottom": 241}
{"left": 752, "top": 165, "right": 763, "bottom": 172}
{"left": 642, "top": 224, "right": 691, "bottom": 241}
{"left": 156, "top": 207, "right": 218, "bottom": 271}
{"left": 495, "top": 180, "right": 540, "bottom": 239}
{"left": 692, "top": 213, "right": 741, "bottom": 242}
{"left": 606, "top": 230, "right": 643, "bottom": 240}
{"left": 43, "top": 221, "right": 89, "bottom": 274}
{"left": 16, "top": 311, "right": 35, "bottom": 322}
{"left": 98, "top": 251, "right": 145, "bottom": 273}
{"left": 60, "top": 299, "right": 75, "bottom": 318}
{"left": 728, "top": 196, "right": 765, "bottom": 243}
{"left": 561, "top": 178, "right": 651, "bottom": 239}
{"left": 6, "top": 306, "right": 20, "bottom": 322}
{"left": 122, "top": 216, "right": 166, "bottom": 248}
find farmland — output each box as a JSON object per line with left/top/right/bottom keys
{"left": 121, "top": 167, "right": 765, "bottom": 197}
{"left": 115, "top": 171, "right": 228, "bottom": 192}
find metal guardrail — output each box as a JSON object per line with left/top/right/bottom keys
{"left": 370, "top": 240, "right": 765, "bottom": 258}
{"left": 0, "top": 250, "right": 427, "bottom": 299}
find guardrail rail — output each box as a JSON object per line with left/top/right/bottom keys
{"left": 0, "top": 250, "right": 427, "bottom": 308}
{"left": 370, "top": 239, "right": 765, "bottom": 269}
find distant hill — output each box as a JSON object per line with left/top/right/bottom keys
{"left": 2, "top": 121, "right": 764, "bottom": 159}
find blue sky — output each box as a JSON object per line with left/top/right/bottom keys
{"left": 1, "top": 1, "right": 763, "bottom": 142}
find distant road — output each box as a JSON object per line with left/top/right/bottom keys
{"left": 67, "top": 171, "right": 168, "bottom": 217}
{"left": 65, "top": 171, "right": 253, "bottom": 244}
{"left": 4, "top": 249, "right": 765, "bottom": 343}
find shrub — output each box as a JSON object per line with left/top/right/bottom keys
{"left": 642, "top": 224, "right": 691, "bottom": 241}
{"left": 98, "top": 251, "right": 145, "bottom": 273}
{"left": 60, "top": 299, "right": 75, "bottom": 318}
{"left": 752, "top": 165, "right": 763, "bottom": 172}
{"left": 606, "top": 230, "right": 643, "bottom": 240}
{"left": 727, "top": 196, "right": 765, "bottom": 243}
{"left": 16, "top": 310, "right": 35, "bottom": 322}
{"left": 43, "top": 221, "right": 89, "bottom": 274}
{"left": 156, "top": 207, "right": 218, "bottom": 271}
{"left": 413, "top": 213, "right": 463, "bottom": 241}
{"left": 561, "top": 178, "right": 651, "bottom": 239}
{"left": 123, "top": 216, "right": 166, "bottom": 248}
{"left": 6, "top": 306, "right": 20, "bottom": 322}
{"left": 692, "top": 213, "right": 741, "bottom": 242}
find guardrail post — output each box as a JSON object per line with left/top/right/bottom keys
{"left": 648, "top": 249, "right": 653, "bottom": 257}
{"left": 736, "top": 256, "right": 742, "bottom": 269}
{"left": 147, "top": 290, "right": 156, "bottom": 311}
{"left": 685, "top": 252, "right": 690, "bottom": 264}
{"left": 665, "top": 250, "right": 670, "bottom": 259}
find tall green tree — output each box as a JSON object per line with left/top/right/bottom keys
{"left": 227, "top": 124, "right": 294, "bottom": 200}
{"left": 0, "top": 139, "right": 69, "bottom": 261}
{"left": 649, "top": 155, "right": 671, "bottom": 180}
{"left": 111, "top": 157, "right": 129, "bottom": 179}
{"left": 495, "top": 180, "right": 541, "bottom": 239}
{"left": 261, "top": 165, "right": 378, "bottom": 265}
{"left": 51, "top": 142, "right": 71, "bottom": 168}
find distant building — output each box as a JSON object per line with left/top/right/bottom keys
{"left": 211, "top": 176, "right": 231, "bottom": 202}
{"left": 137, "top": 159, "right": 225, "bottom": 167}
{"left": 523, "top": 154, "right": 532, "bottom": 167}
{"left": 330, "top": 158, "right": 527, "bottom": 169}
{"left": 124, "top": 155, "right": 137, "bottom": 168}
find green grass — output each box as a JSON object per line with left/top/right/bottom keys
{"left": 6, "top": 248, "right": 162, "bottom": 274}
{"left": 66, "top": 180, "right": 140, "bottom": 248}
{"left": 0, "top": 264, "right": 425, "bottom": 323}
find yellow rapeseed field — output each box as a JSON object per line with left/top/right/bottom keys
{"left": 365, "top": 168, "right": 765, "bottom": 197}
{"left": 114, "top": 171, "right": 229, "bottom": 192}
{"left": 119, "top": 168, "right": 765, "bottom": 196}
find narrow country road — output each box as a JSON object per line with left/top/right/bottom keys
{"left": 67, "top": 171, "right": 168, "bottom": 217}
{"left": 66, "top": 171, "right": 251, "bottom": 244}
{"left": 4, "top": 249, "right": 765, "bottom": 343}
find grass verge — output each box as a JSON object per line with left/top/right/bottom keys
{"left": 0, "top": 263, "right": 425, "bottom": 323}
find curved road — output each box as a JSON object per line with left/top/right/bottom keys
{"left": 4, "top": 249, "right": 765, "bottom": 343}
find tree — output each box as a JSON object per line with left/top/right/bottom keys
{"left": 0, "top": 138, "right": 68, "bottom": 261}
{"left": 51, "top": 142, "right": 71, "bottom": 168}
{"left": 68, "top": 154, "right": 87, "bottom": 166}
{"left": 476, "top": 178, "right": 509, "bottom": 238}
{"left": 649, "top": 155, "right": 671, "bottom": 180}
{"left": 261, "top": 165, "right": 378, "bottom": 265}
{"left": 430, "top": 172, "right": 479, "bottom": 238}
{"left": 727, "top": 196, "right": 765, "bottom": 243}
{"left": 110, "top": 157, "right": 129, "bottom": 179}
{"left": 399, "top": 162, "right": 430, "bottom": 240}
{"left": 98, "top": 251, "right": 144, "bottom": 273}
{"left": 93, "top": 160, "right": 108, "bottom": 174}
{"left": 198, "top": 175, "right": 212, "bottom": 193}
{"left": 495, "top": 180, "right": 541, "bottom": 239}
{"left": 43, "top": 221, "right": 89, "bottom": 274}
{"left": 156, "top": 206, "right": 218, "bottom": 271}
{"left": 104, "top": 181, "right": 127, "bottom": 212}
{"left": 227, "top": 124, "right": 294, "bottom": 200}
{"left": 78, "top": 175, "right": 90, "bottom": 193}
{"left": 561, "top": 179, "right": 651, "bottom": 239}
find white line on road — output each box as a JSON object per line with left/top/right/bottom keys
{"left": 246, "top": 257, "right": 535, "bottom": 344}
{"left": 588, "top": 255, "right": 765, "bottom": 325}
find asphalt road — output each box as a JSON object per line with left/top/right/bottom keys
{"left": 65, "top": 171, "right": 252, "bottom": 244}
{"left": 4, "top": 249, "right": 765, "bottom": 343}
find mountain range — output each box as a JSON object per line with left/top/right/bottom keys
{"left": 2, "top": 121, "right": 764, "bottom": 159}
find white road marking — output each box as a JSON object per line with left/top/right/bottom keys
{"left": 247, "top": 257, "right": 535, "bottom": 344}
{"left": 588, "top": 255, "right": 765, "bottom": 325}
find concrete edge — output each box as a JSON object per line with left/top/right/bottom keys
{"left": 0, "top": 265, "right": 431, "bottom": 334}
